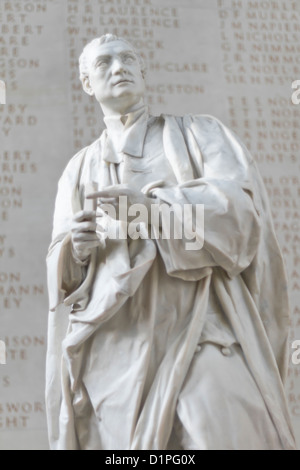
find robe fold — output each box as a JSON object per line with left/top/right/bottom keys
{"left": 46, "top": 113, "right": 295, "bottom": 450}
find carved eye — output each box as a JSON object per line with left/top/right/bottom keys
{"left": 122, "top": 54, "right": 136, "bottom": 65}
{"left": 96, "top": 60, "right": 109, "bottom": 69}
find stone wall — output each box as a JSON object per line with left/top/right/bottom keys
{"left": 0, "top": 0, "right": 299, "bottom": 450}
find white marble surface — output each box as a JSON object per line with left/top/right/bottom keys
{"left": 0, "top": 0, "right": 299, "bottom": 450}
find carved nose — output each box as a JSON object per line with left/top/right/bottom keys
{"left": 111, "top": 58, "right": 125, "bottom": 75}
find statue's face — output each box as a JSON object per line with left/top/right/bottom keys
{"left": 84, "top": 40, "right": 146, "bottom": 112}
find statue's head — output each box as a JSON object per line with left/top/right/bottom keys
{"left": 79, "top": 34, "right": 146, "bottom": 114}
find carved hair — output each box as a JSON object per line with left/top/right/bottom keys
{"left": 79, "top": 34, "right": 146, "bottom": 84}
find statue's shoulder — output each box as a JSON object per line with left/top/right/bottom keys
{"left": 68, "top": 145, "right": 89, "bottom": 167}
{"left": 148, "top": 113, "right": 226, "bottom": 137}
{"left": 160, "top": 113, "right": 227, "bottom": 133}
{"left": 64, "top": 137, "right": 102, "bottom": 175}
{"left": 161, "top": 113, "right": 254, "bottom": 166}
{"left": 70, "top": 137, "right": 102, "bottom": 166}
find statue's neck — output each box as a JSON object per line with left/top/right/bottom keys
{"left": 101, "top": 98, "right": 145, "bottom": 118}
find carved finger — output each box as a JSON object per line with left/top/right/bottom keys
{"left": 73, "top": 210, "right": 96, "bottom": 222}
{"left": 73, "top": 233, "right": 99, "bottom": 242}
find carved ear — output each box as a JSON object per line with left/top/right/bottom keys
{"left": 82, "top": 76, "right": 94, "bottom": 96}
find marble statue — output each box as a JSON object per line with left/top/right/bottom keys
{"left": 46, "top": 34, "right": 296, "bottom": 450}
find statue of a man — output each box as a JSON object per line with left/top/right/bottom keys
{"left": 46, "top": 34, "right": 296, "bottom": 450}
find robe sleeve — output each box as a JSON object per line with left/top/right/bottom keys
{"left": 151, "top": 115, "right": 261, "bottom": 281}
{"left": 46, "top": 151, "right": 88, "bottom": 311}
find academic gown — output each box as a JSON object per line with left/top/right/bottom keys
{"left": 46, "top": 112, "right": 296, "bottom": 450}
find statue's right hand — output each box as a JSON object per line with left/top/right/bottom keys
{"left": 71, "top": 210, "right": 99, "bottom": 263}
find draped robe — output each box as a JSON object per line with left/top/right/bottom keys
{"left": 46, "top": 113, "right": 296, "bottom": 450}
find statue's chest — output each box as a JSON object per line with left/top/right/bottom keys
{"left": 120, "top": 124, "right": 178, "bottom": 190}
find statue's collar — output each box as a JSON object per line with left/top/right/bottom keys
{"left": 103, "top": 105, "right": 149, "bottom": 162}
